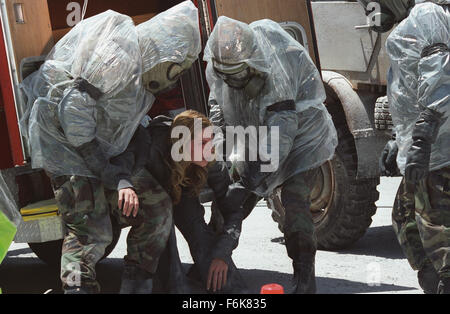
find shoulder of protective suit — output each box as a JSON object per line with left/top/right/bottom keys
{"left": 250, "top": 19, "right": 307, "bottom": 57}
{"left": 251, "top": 19, "right": 295, "bottom": 44}
{"left": 250, "top": 19, "right": 280, "bottom": 30}
{"left": 410, "top": 1, "right": 448, "bottom": 19}
{"left": 394, "top": 2, "right": 444, "bottom": 35}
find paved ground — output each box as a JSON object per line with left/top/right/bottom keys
{"left": 0, "top": 177, "right": 423, "bottom": 294}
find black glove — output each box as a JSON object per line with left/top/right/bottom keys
{"left": 223, "top": 181, "right": 250, "bottom": 206}
{"left": 405, "top": 108, "right": 443, "bottom": 183}
{"left": 215, "top": 181, "right": 250, "bottom": 222}
{"left": 380, "top": 133, "right": 399, "bottom": 176}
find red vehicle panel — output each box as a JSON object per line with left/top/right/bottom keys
{"left": 0, "top": 22, "right": 24, "bottom": 169}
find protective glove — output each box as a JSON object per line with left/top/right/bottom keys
{"left": 222, "top": 181, "right": 250, "bottom": 208}
{"left": 405, "top": 107, "right": 443, "bottom": 183}
{"left": 379, "top": 133, "right": 399, "bottom": 176}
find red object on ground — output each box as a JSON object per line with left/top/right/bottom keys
{"left": 260, "top": 283, "right": 284, "bottom": 294}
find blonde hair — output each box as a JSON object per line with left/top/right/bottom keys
{"left": 168, "top": 110, "right": 213, "bottom": 204}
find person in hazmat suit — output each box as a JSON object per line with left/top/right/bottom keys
{"left": 203, "top": 17, "right": 338, "bottom": 294}
{"left": 20, "top": 1, "right": 201, "bottom": 294}
{"left": 358, "top": 0, "right": 450, "bottom": 294}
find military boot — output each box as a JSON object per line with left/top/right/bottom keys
{"left": 417, "top": 261, "right": 440, "bottom": 294}
{"left": 291, "top": 258, "right": 316, "bottom": 294}
{"left": 437, "top": 277, "right": 450, "bottom": 294}
{"left": 120, "top": 264, "right": 153, "bottom": 294}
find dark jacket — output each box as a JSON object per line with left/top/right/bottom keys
{"left": 103, "top": 116, "right": 246, "bottom": 261}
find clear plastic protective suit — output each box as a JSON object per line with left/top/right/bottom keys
{"left": 21, "top": 10, "right": 149, "bottom": 177}
{"left": 20, "top": 1, "right": 201, "bottom": 178}
{"left": 204, "top": 17, "right": 338, "bottom": 196}
{"left": 386, "top": 2, "right": 450, "bottom": 174}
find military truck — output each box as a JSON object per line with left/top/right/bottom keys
{"left": 0, "top": 0, "right": 391, "bottom": 266}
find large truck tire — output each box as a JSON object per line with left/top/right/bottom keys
{"left": 28, "top": 215, "right": 121, "bottom": 267}
{"left": 313, "top": 122, "right": 379, "bottom": 250}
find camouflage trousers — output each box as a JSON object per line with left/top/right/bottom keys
{"left": 280, "top": 168, "right": 320, "bottom": 264}
{"left": 53, "top": 168, "right": 172, "bottom": 293}
{"left": 392, "top": 167, "right": 450, "bottom": 278}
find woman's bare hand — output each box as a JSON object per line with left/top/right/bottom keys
{"left": 118, "top": 188, "right": 139, "bottom": 218}
{"left": 207, "top": 258, "right": 228, "bottom": 292}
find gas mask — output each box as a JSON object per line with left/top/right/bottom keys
{"left": 357, "top": 0, "right": 416, "bottom": 33}
{"left": 213, "top": 59, "right": 266, "bottom": 99}
{"left": 142, "top": 56, "right": 195, "bottom": 95}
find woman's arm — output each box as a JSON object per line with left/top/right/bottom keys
{"left": 103, "top": 126, "right": 150, "bottom": 190}
{"left": 207, "top": 163, "right": 250, "bottom": 261}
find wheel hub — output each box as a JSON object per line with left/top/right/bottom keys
{"left": 310, "top": 160, "right": 335, "bottom": 224}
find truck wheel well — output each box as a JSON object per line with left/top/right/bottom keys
{"left": 323, "top": 82, "right": 357, "bottom": 167}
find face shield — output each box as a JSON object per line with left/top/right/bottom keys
{"left": 357, "top": 0, "right": 416, "bottom": 32}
